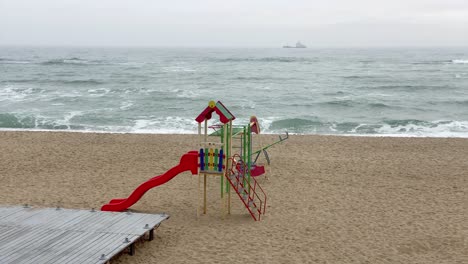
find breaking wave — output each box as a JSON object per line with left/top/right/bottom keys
{"left": 0, "top": 113, "right": 85, "bottom": 130}
{"left": 451, "top": 59, "right": 468, "bottom": 64}
{"left": 212, "top": 57, "right": 316, "bottom": 63}
{"left": 413, "top": 59, "right": 468, "bottom": 65}
{"left": 265, "top": 118, "right": 468, "bottom": 137}
{"left": 40, "top": 57, "right": 105, "bottom": 66}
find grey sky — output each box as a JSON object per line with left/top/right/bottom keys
{"left": 1, "top": 0, "right": 467, "bottom": 47}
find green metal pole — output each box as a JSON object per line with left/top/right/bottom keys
{"left": 242, "top": 126, "right": 247, "bottom": 187}
{"left": 226, "top": 122, "right": 230, "bottom": 193}
{"left": 220, "top": 125, "right": 224, "bottom": 198}
{"left": 251, "top": 132, "right": 289, "bottom": 156}
{"left": 247, "top": 124, "right": 251, "bottom": 190}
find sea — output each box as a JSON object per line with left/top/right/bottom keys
{"left": 1, "top": 47, "right": 467, "bottom": 137}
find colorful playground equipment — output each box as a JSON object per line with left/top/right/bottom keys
{"left": 101, "top": 101, "right": 288, "bottom": 221}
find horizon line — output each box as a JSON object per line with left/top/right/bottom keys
{"left": 1, "top": 44, "right": 467, "bottom": 49}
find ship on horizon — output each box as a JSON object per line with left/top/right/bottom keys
{"left": 283, "top": 41, "right": 306, "bottom": 48}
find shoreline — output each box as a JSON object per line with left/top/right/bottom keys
{"left": 0, "top": 131, "right": 466, "bottom": 263}
{"left": 1, "top": 128, "right": 467, "bottom": 138}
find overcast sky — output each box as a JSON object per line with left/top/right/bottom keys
{"left": 1, "top": 0, "right": 467, "bottom": 47}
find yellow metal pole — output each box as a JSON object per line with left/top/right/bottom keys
{"left": 203, "top": 174, "right": 207, "bottom": 214}
{"left": 197, "top": 174, "right": 200, "bottom": 218}
{"left": 197, "top": 122, "right": 201, "bottom": 218}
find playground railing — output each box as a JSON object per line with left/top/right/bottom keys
{"left": 226, "top": 156, "right": 267, "bottom": 221}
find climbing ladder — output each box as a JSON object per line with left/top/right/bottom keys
{"left": 225, "top": 156, "right": 267, "bottom": 221}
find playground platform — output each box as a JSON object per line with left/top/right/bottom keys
{"left": 0, "top": 206, "right": 169, "bottom": 264}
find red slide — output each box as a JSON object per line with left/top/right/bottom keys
{"left": 101, "top": 151, "right": 199, "bottom": 212}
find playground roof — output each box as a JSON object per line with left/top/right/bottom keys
{"left": 195, "top": 101, "right": 235, "bottom": 124}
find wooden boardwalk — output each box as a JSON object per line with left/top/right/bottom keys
{"left": 0, "top": 206, "right": 169, "bottom": 264}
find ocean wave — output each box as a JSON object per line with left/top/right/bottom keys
{"left": 0, "top": 86, "right": 44, "bottom": 102}
{"left": 376, "top": 120, "right": 468, "bottom": 137}
{"left": 411, "top": 59, "right": 468, "bottom": 65}
{"left": 170, "top": 89, "right": 201, "bottom": 99}
{"left": 411, "top": 60, "right": 445, "bottom": 65}
{"left": 2, "top": 78, "right": 106, "bottom": 86}
{"left": 263, "top": 117, "right": 468, "bottom": 137}
{"left": 234, "top": 76, "right": 268, "bottom": 81}
{"left": 119, "top": 101, "right": 134, "bottom": 111}
{"left": 87, "top": 88, "right": 111, "bottom": 97}
{"left": 320, "top": 100, "right": 355, "bottom": 107}
{"left": 0, "top": 113, "right": 85, "bottom": 130}
{"left": 233, "top": 76, "right": 290, "bottom": 81}
{"left": 373, "top": 85, "right": 451, "bottom": 91}
{"left": 0, "top": 113, "right": 35, "bottom": 129}
{"left": 285, "top": 102, "right": 315, "bottom": 107}
{"left": 383, "top": 119, "right": 432, "bottom": 127}
{"left": 322, "top": 91, "right": 347, "bottom": 96}
{"left": 229, "top": 100, "right": 256, "bottom": 111}
{"left": 433, "top": 99, "right": 468, "bottom": 106}
{"left": 1, "top": 79, "right": 39, "bottom": 84}
{"left": 40, "top": 57, "right": 105, "bottom": 66}
{"left": 266, "top": 118, "right": 350, "bottom": 134}
{"left": 343, "top": 75, "right": 381, "bottom": 79}
{"left": 213, "top": 57, "right": 315, "bottom": 63}
{"left": 368, "top": 103, "right": 392, "bottom": 109}
{"left": 451, "top": 59, "right": 468, "bottom": 64}
{"left": 65, "top": 79, "right": 105, "bottom": 85}
{"left": 161, "top": 66, "right": 196, "bottom": 72}
{"left": 280, "top": 100, "right": 393, "bottom": 109}
{"left": 131, "top": 116, "right": 196, "bottom": 134}
{"left": 269, "top": 118, "right": 321, "bottom": 131}
{"left": 0, "top": 58, "right": 32, "bottom": 64}
{"left": 1, "top": 113, "right": 466, "bottom": 137}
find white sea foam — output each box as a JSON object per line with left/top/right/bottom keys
{"left": 0, "top": 86, "right": 41, "bottom": 102}
{"left": 46, "top": 58, "right": 102, "bottom": 65}
{"left": 119, "top": 101, "right": 134, "bottom": 110}
{"left": 239, "top": 100, "right": 256, "bottom": 110}
{"left": 21, "top": 111, "right": 83, "bottom": 130}
{"left": 451, "top": 59, "right": 468, "bottom": 64}
{"left": 87, "top": 88, "right": 110, "bottom": 97}
{"left": 172, "top": 89, "right": 201, "bottom": 99}
{"left": 373, "top": 120, "right": 468, "bottom": 138}
{"left": 0, "top": 60, "right": 31, "bottom": 64}
{"left": 63, "top": 111, "right": 83, "bottom": 125}
{"left": 258, "top": 117, "right": 275, "bottom": 132}
{"left": 131, "top": 117, "right": 196, "bottom": 134}
{"left": 162, "top": 66, "right": 196, "bottom": 72}
{"left": 115, "top": 62, "right": 146, "bottom": 67}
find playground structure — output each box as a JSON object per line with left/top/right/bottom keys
{"left": 101, "top": 101, "right": 288, "bottom": 221}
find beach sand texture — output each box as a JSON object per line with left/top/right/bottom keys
{"left": 0, "top": 131, "right": 466, "bottom": 263}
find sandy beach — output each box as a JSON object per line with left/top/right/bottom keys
{"left": 0, "top": 131, "right": 466, "bottom": 263}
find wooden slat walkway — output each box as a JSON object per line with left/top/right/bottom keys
{"left": 0, "top": 206, "right": 169, "bottom": 264}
